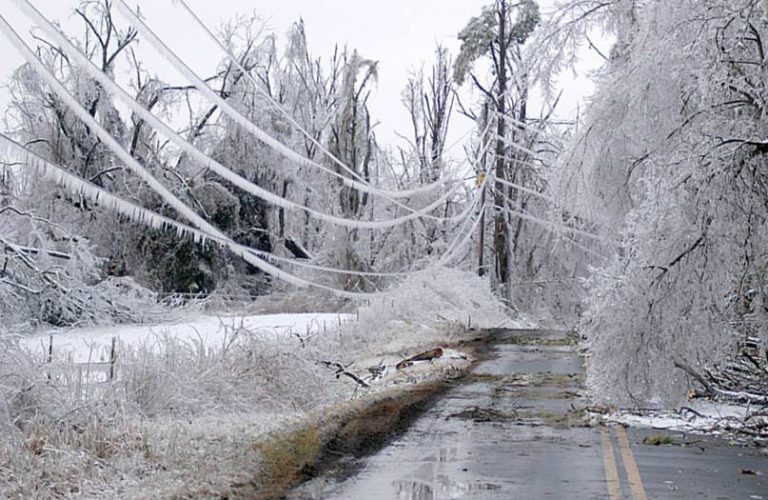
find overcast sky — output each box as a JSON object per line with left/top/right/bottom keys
{"left": 0, "top": 1, "right": 602, "bottom": 150}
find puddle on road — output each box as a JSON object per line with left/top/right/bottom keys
{"left": 421, "top": 447, "right": 463, "bottom": 463}
{"left": 490, "top": 329, "right": 578, "bottom": 346}
{"left": 392, "top": 477, "right": 502, "bottom": 500}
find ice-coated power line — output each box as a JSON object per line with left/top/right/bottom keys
{"left": 14, "top": 0, "right": 467, "bottom": 231}
{"left": 171, "top": 0, "right": 458, "bottom": 198}
{"left": 0, "top": 14, "right": 398, "bottom": 299}
{"left": 0, "top": 133, "right": 457, "bottom": 280}
{"left": 491, "top": 180, "right": 615, "bottom": 245}
{"left": 491, "top": 133, "right": 545, "bottom": 160}
{"left": 491, "top": 175, "right": 556, "bottom": 203}
{"left": 115, "top": 0, "right": 458, "bottom": 203}
{"left": 3, "top": 5, "right": 489, "bottom": 282}
{"left": 0, "top": 131, "right": 414, "bottom": 296}
{"left": 499, "top": 112, "right": 565, "bottom": 145}
{"left": 0, "top": 3, "right": 502, "bottom": 293}
{"left": 436, "top": 194, "right": 486, "bottom": 267}
{"left": 0, "top": 7, "right": 482, "bottom": 284}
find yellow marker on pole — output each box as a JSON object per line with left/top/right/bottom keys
{"left": 476, "top": 172, "right": 486, "bottom": 187}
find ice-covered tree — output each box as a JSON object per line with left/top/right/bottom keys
{"left": 455, "top": 0, "right": 577, "bottom": 318}
{"left": 395, "top": 46, "right": 459, "bottom": 259}
{"left": 553, "top": 0, "right": 768, "bottom": 405}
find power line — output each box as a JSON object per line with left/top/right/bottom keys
{"left": 0, "top": 14, "right": 393, "bottom": 299}
{"left": 16, "top": 0, "right": 467, "bottom": 231}
{"left": 173, "top": 0, "right": 463, "bottom": 196}
{"left": 0, "top": 132, "right": 399, "bottom": 297}
{"left": 115, "top": 0, "right": 460, "bottom": 206}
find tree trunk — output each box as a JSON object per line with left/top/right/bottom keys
{"left": 493, "top": 0, "right": 510, "bottom": 300}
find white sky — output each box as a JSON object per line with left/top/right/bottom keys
{"left": 0, "top": 1, "right": 602, "bottom": 151}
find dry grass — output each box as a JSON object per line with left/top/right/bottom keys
{"left": 254, "top": 427, "right": 323, "bottom": 498}
{"left": 0, "top": 325, "right": 468, "bottom": 498}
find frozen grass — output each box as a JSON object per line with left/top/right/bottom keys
{"left": 0, "top": 267, "right": 515, "bottom": 498}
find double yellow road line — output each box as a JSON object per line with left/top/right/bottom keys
{"left": 600, "top": 426, "right": 648, "bottom": 500}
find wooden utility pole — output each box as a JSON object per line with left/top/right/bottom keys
{"left": 477, "top": 175, "right": 487, "bottom": 276}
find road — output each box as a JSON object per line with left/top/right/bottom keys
{"left": 292, "top": 329, "right": 768, "bottom": 499}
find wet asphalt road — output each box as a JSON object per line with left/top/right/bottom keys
{"left": 292, "top": 330, "right": 768, "bottom": 499}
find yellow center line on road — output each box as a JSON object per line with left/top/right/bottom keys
{"left": 600, "top": 427, "right": 623, "bottom": 500}
{"left": 616, "top": 425, "right": 649, "bottom": 500}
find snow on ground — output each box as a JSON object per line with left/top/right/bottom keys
{"left": 18, "top": 313, "right": 352, "bottom": 364}
{"left": 606, "top": 401, "right": 751, "bottom": 435}
{"left": 15, "top": 267, "right": 517, "bottom": 367}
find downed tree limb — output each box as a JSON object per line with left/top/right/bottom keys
{"left": 670, "top": 344, "right": 768, "bottom": 442}
{"left": 675, "top": 359, "right": 768, "bottom": 404}
{"left": 673, "top": 358, "right": 714, "bottom": 396}
{"left": 396, "top": 347, "right": 444, "bottom": 370}
{"left": 744, "top": 352, "right": 768, "bottom": 377}
{"left": 674, "top": 341, "right": 768, "bottom": 407}
{"left": 713, "top": 388, "right": 768, "bottom": 405}
{"left": 317, "top": 360, "right": 370, "bottom": 388}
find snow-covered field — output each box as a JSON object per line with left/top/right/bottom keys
{"left": 19, "top": 312, "right": 352, "bottom": 364}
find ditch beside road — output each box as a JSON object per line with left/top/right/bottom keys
{"left": 290, "top": 329, "right": 768, "bottom": 499}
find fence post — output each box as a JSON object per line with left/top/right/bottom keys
{"left": 76, "top": 365, "right": 83, "bottom": 400}
{"left": 47, "top": 334, "right": 53, "bottom": 380}
{"left": 109, "top": 337, "right": 117, "bottom": 382}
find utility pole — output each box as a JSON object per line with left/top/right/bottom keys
{"left": 456, "top": 0, "right": 540, "bottom": 295}
{"left": 477, "top": 174, "right": 487, "bottom": 276}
